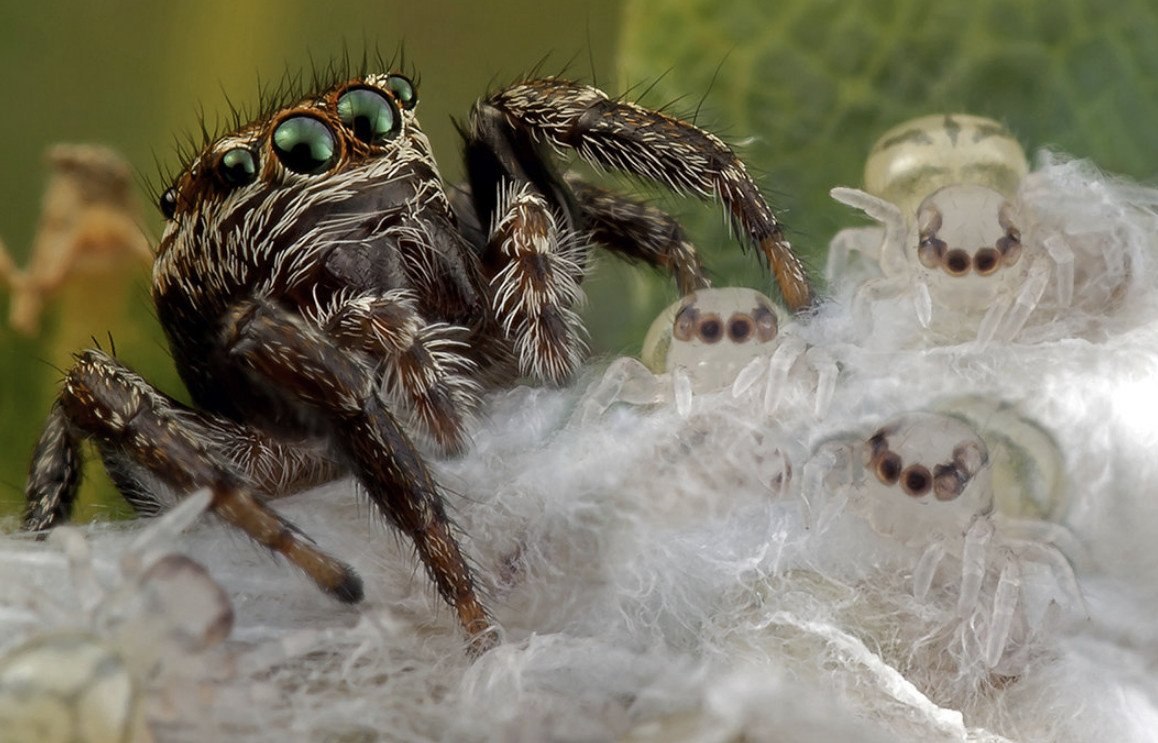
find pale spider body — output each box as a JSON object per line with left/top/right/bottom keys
{"left": 805, "top": 412, "right": 1083, "bottom": 670}
{"left": 827, "top": 114, "right": 1084, "bottom": 345}
{"left": 22, "top": 67, "right": 813, "bottom": 649}
{"left": 0, "top": 493, "right": 230, "bottom": 743}
{"left": 583, "top": 287, "right": 835, "bottom": 421}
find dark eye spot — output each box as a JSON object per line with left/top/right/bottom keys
{"left": 673, "top": 304, "right": 699, "bottom": 341}
{"left": 386, "top": 74, "right": 418, "bottom": 110}
{"left": 933, "top": 463, "right": 964, "bottom": 501}
{"left": 272, "top": 115, "right": 337, "bottom": 174}
{"left": 952, "top": 441, "right": 987, "bottom": 475}
{"left": 865, "top": 431, "right": 889, "bottom": 466}
{"left": 875, "top": 451, "right": 902, "bottom": 485}
{"left": 997, "top": 231, "right": 1022, "bottom": 266}
{"left": 697, "top": 314, "right": 723, "bottom": 343}
{"left": 944, "top": 249, "right": 971, "bottom": 276}
{"left": 159, "top": 187, "right": 178, "bottom": 219}
{"left": 217, "top": 147, "right": 258, "bottom": 187}
{"left": 901, "top": 464, "right": 932, "bottom": 496}
{"left": 917, "top": 236, "right": 946, "bottom": 269}
{"left": 751, "top": 304, "right": 778, "bottom": 342}
{"left": 727, "top": 314, "right": 753, "bottom": 343}
{"left": 973, "top": 247, "right": 999, "bottom": 275}
{"left": 337, "top": 88, "right": 400, "bottom": 144}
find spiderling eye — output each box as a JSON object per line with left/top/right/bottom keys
{"left": 218, "top": 147, "right": 258, "bottom": 187}
{"left": 272, "top": 115, "right": 337, "bottom": 174}
{"left": 726, "top": 313, "right": 753, "bottom": 343}
{"left": 697, "top": 314, "right": 723, "bottom": 343}
{"left": 337, "top": 88, "right": 400, "bottom": 144}
{"left": 386, "top": 74, "right": 418, "bottom": 110}
{"left": 159, "top": 188, "right": 178, "bottom": 219}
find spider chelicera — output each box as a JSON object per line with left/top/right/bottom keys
{"left": 22, "top": 67, "right": 813, "bottom": 651}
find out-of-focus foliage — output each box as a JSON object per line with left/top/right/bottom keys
{"left": 604, "top": 0, "right": 1158, "bottom": 349}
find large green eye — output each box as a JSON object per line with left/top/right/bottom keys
{"left": 218, "top": 147, "right": 258, "bottom": 186}
{"left": 337, "top": 88, "right": 399, "bottom": 144}
{"left": 386, "top": 75, "right": 417, "bottom": 110}
{"left": 272, "top": 116, "right": 337, "bottom": 174}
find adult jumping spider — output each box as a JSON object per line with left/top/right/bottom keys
{"left": 22, "top": 69, "right": 813, "bottom": 649}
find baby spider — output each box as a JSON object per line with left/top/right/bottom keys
{"left": 827, "top": 114, "right": 1092, "bottom": 345}
{"left": 804, "top": 412, "right": 1084, "bottom": 670}
{"left": 22, "top": 67, "right": 814, "bottom": 650}
{"left": 0, "top": 493, "right": 231, "bottom": 743}
{"left": 581, "top": 287, "right": 835, "bottom": 420}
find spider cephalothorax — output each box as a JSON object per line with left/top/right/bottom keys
{"left": 24, "top": 67, "right": 813, "bottom": 650}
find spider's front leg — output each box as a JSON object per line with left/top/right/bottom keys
{"left": 225, "top": 300, "right": 495, "bottom": 647}
{"left": 471, "top": 177, "right": 713, "bottom": 385}
{"left": 312, "top": 289, "right": 480, "bottom": 456}
{"left": 482, "top": 183, "right": 588, "bottom": 384}
{"left": 566, "top": 176, "right": 709, "bottom": 296}
{"left": 466, "top": 78, "right": 814, "bottom": 312}
{"left": 23, "top": 350, "right": 363, "bottom": 603}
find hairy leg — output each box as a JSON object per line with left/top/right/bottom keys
{"left": 465, "top": 79, "right": 813, "bottom": 311}
{"left": 225, "top": 300, "right": 495, "bottom": 646}
{"left": 309, "top": 289, "right": 481, "bottom": 456}
{"left": 23, "top": 349, "right": 362, "bottom": 602}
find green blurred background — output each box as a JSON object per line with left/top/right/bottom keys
{"left": 2, "top": 0, "right": 1157, "bottom": 522}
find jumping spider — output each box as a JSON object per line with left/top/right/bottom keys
{"left": 23, "top": 69, "right": 814, "bottom": 649}
{"left": 826, "top": 114, "right": 1063, "bottom": 344}
{"left": 805, "top": 412, "right": 1083, "bottom": 670}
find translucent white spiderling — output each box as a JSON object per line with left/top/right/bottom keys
{"left": 804, "top": 412, "right": 1084, "bottom": 670}
{"left": 826, "top": 113, "right": 1127, "bottom": 345}
{"left": 0, "top": 491, "right": 232, "bottom": 742}
{"left": 581, "top": 287, "right": 836, "bottom": 421}
{"left": 0, "top": 631, "right": 150, "bottom": 743}
{"left": 934, "top": 395, "right": 1069, "bottom": 525}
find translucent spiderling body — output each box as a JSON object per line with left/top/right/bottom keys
{"left": 0, "top": 493, "right": 230, "bottom": 743}
{"left": 826, "top": 113, "right": 1131, "bottom": 345}
{"left": 805, "top": 411, "right": 1084, "bottom": 670}
{"left": 583, "top": 287, "right": 835, "bottom": 420}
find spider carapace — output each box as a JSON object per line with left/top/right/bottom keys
{"left": 23, "top": 69, "right": 814, "bottom": 652}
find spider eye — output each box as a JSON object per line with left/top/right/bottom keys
{"left": 973, "top": 247, "right": 1000, "bottom": 275}
{"left": 943, "top": 248, "right": 971, "bottom": 276}
{"left": 386, "top": 74, "right": 418, "bottom": 110}
{"left": 337, "top": 88, "right": 400, "bottom": 144}
{"left": 697, "top": 315, "right": 723, "bottom": 344}
{"left": 917, "top": 236, "right": 945, "bottom": 269}
{"left": 751, "top": 304, "right": 779, "bottom": 342}
{"left": 901, "top": 464, "right": 932, "bottom": 496}
{"left": 726, "top": 314, "right": 753, "bottom": 343}
{"left": 218, "top": 147, "right": 258, "bottom": 187}
{"left": 272, "top": 116, "right": 337, "bottom": 174}
{"left": 672, "top": 303, "right": 699, "bottom": 341}
{"left": 874, "top": 451, "right": 902, "bottom": 485}
{"left": 160, "top": 187, "right": 178, "bottom": 219}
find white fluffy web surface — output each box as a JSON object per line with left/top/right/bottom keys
{"left": 4, "top": 156, "right": 1158, "bottom": 742}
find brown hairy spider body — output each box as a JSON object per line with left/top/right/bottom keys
{"left": 23, "top": 68, "right": 813, "bottom": 651}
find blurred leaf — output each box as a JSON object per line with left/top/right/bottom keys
{"left": 602, "top": 0, "right": 1158, "bottom": 349}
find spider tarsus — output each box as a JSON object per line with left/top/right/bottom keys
{"left": 327, "top": 567, "right": 365, "bottom": 604}
{"left": 465, "top": 623, "right": 501, "bottom": 657}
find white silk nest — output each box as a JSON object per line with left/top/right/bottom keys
{"left": 4, "top": 154, "right": 1158, "bottom": 742}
